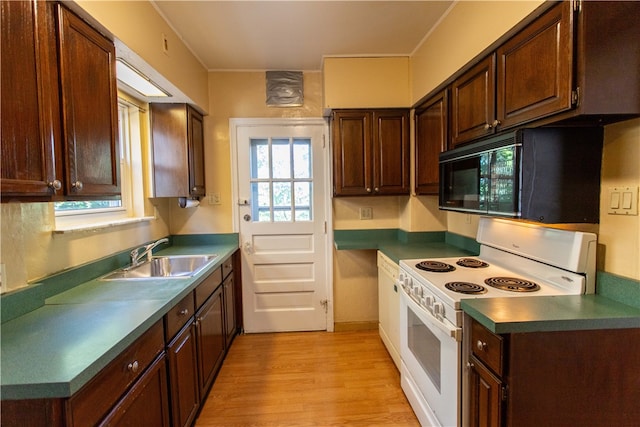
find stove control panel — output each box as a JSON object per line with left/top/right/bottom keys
{"left": 399, "top": 270, "right": 448, "bottom": 322}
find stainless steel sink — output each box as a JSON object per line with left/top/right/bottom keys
{"left": 100, "top": 255, "right": 218, "bottom": 280}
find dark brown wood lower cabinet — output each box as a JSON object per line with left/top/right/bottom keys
{"left": 196, "top": 285, "right": 226, "bottom": 397}
{"left": 468, "top": 355, "right": 502, "bottom": 427}
{"left": 167, "top": 321, "right": 200, "bottom": 427}
{"left": 100, "top": 354, "right": 171, "bottom": 427}
{"left": 466, "top": 315, "right": 640, "bottom": 427}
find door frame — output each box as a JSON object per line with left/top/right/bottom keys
{"left": 229, "top": 117, "right": 334, "bottom": 332}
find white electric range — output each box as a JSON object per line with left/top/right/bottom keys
{"left": 397, "top": 217, "right": 597, "bottom": 427}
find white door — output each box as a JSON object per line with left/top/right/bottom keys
{"left": 232, "top": 119, "right": 330, "bottom": 333}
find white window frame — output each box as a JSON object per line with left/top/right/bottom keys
{"left": 54, "top": 100, "right": 149, "bottom": 232}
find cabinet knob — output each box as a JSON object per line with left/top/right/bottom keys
{"left": 476, "top": 340, "right": 487, "bottom": 351}
{"left": 366, "top": 188, "right": 372, "bottom": 193}
{"left": 492, "top": 119, "right": 501, "bottom": 128}
{"left": 72, "top": 181, "right": 83, "bottom": 190}
{"left": 374, "top": 187, "right": 379, "bottom": 193}
{"left": 127, "top": 360, "right": 139, "bottom": 373}
{"left": 179, "top": 308, "right": 189, "bottom": 316}
{"left": 484, "top": 123, "right": 492, "bottom": 130}
{"left": 467, "top": 361, "right": 475, "bottom": 369}
{"left": 48, "top": 180, "right": 62, "bottom": 191}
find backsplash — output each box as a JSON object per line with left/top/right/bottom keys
{"left": 597, "top": 272, "right": 640, "bottom": 309}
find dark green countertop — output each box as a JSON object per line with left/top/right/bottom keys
{"left": 1, "top": 240, "right": 238, "bottom": 400}
{"left": 462, "top": 294, "right": 640, "bottom": 334}
{"left": 334, "top": 228, "right": 479, "bottom": 263}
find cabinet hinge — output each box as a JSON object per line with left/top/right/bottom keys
{"left": 573, "top": 0, "right": 582, "bottom": 13}
{"left": 571, "top": 88, "right": 580, "bottom": 106}
{"left": 323, "top": 221, "right": 327, "bottom": 234}
{"left": 320, "top": 299, "right": 329, "bottom": 313}
{"left": 501, "top": 385, "right": 508, "bottom": 402}
{"left": 322, "top": 134, "right": 326, "bottom": 148}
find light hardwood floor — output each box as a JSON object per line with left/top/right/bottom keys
{"left": 195, "top": 330, "right": 420, "bottom": 426}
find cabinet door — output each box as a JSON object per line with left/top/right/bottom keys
{"left": 57, "top": 5, "right": 120, "bottom": 198}
{"left": 187, "top": 106, "right": 206, "bottom": 197}
{"left": 167, "top": 321, "right": 200, "bottom": 427}
{"left": 196, "top": 286, "right": 225, "bottom": 397}
{"left": 415, "top": 91, "right": 448, "bottom": 195}
{"left": 451, "top": 55, "right": 496, "bottom": 147}
{"left": 373, "top": 110, "right": 410, "bottom": 195}
{"left": 496, "top": 2, "right": 573, "bottom": 129}
{"left": 468, "top": 355, "right": 502, "bottom": 427}
{"left": 223, "top": 274, "right": 236, "bottom": 346}
{"left": 1, "top": 0, "right": 62, "bottom": 199}
{"left": 99, "top": 354, "right": 171, "bottom": 427}
{"left": 332, "top": 110, "right": 372, "bottom": 196}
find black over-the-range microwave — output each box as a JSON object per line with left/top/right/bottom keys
{"left": 439, "top": 127, "right": 604, "bottom": 223}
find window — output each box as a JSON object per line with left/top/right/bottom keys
{"left": 249, "top": 137, "right": 312, "bottom": 222}
{"left": 54, "top": 100, "right": 146, "bottom": 231}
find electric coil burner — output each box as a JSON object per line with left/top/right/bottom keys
{"left": 445, "top": 282, "right": 487, "bottom": 294}
{"left": 456, "top": 258, "right": 489, "bottom": 268}
{"left": 484, "top": 277, "right": 540, "bottom": 292}
{"left": 416, "top": 260, "right": 456, "bottom": 272}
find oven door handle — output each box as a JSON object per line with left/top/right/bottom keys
{"left": 402, "top": 289, "right": 462, "bottom": 342}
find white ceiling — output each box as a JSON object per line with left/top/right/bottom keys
{"left": 151, "top": 1, "right": 454, "bottom": 71}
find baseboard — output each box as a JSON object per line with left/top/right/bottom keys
{"left": 333, "top": 321, "right": 378, "bottom": 332}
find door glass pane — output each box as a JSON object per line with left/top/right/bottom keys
{"left": 272, "top": 139, "right": 291, "bottom": 179}
{"left": 250, "top": 139, "right": 269, "bottom": 179}
{"left": 249, "top": 136, "right": 313, "bottom": 223}
{"left": 293, "top": 139, "right": 311, "bottom": 178}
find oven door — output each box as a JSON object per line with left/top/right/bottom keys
{"left": 400, "top": 287, "right": 461, "bottom": 427}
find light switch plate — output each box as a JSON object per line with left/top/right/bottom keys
{"left": 607, "top": 186, "right": 638, "bottom": 215}
{"left": 207, "top": 193, "right": 221, "bottom": 205}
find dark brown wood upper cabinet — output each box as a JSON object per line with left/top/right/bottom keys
{"left": 415, "top": 90, "right": 448, "bottom": 195}
{"left": 1, "top": 0, "right": 61, "bottom": 200}
{"left": 151, "top": 103, "right": 206, "bottom": 198}
{"left": 332, "top": 109, "right": 409, "bottom": 196}
{"left": 57, "top": 5, "right": 120, "bottom": 198}
{"left": 1, "top": 0, "right": 120, "bottom": 201}
{"left": 496, "top": 1, "right": 573, "bottom": 129}
{"left": 447, "top": 1, "right": 640, "bottom": 149}
{"left": 451, "top": 55, "right": 496, "bottom": 148}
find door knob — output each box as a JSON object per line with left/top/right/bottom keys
{"left": 243, "top": 214, "right": 251, "bottom": 221}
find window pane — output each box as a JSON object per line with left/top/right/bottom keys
{"left": 54, "top": 200, "right": 122, "bottom": 211}
{"left": 274, "top": 210, "right": 292, "bottom": 222}
{"left": 250, "top": 139, "right": 269, "bottom": 179}
{"left": 293, "top": 139, "right": 311, "bottom": 179}
{"left": 271, "top": 139, "right": 291, "bottom": 179}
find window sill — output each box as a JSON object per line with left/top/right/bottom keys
{"left": 53, "top": 216, "right": 156, "bottom": 234}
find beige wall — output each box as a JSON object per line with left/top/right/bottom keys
{"left": 323, "top": 57, "right": 411, "bottom": 109}
{"left": 598, "top": 118, "right": 640, "bottom": 280}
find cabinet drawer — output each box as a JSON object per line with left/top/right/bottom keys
{"left": 67, "top": 321, "right": 164, "bottom": 427}
{"left": 221, "top": 257, "right": 233, "bottom": 279}
{"left": 165, "top": 293, "right": 195, "bottom": 341}
{"left": 471, "top": 319, "right": 503, "bottom": 376}
{"left": 194, "top": 267, "right": 222, "bottom": 309}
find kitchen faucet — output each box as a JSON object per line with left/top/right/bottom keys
{"left": 130, "top": 238, "right": 169, "bottom": 267}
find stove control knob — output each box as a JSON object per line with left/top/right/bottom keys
{"left": 415, "top": 286, "right": 423, "bottom": 297}
{"left": 433, "top": 302, "right": 444, "bottom": 319}
{"left": 424, "top": 296, "right": 434, "bottom": 307}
